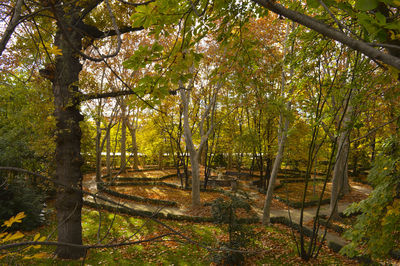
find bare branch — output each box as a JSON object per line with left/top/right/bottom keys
{"left": 0, "top": 234, "right": 173, "bottom": 252}
{"left": 251, "top": 0, "right": 400, "bottom": 70}
{"left": 0, "top": 0, "right": 23, "bottom": 57}
{"left": 351, "top": 116, "right": 400, "bottom": 143}
{"left": 116, "top": 0, "right": 155, "bottom": 7}
{"left": 82, "top": 90, "right": 139, "bottom": 101}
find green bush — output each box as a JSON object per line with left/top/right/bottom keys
{"left": 211, "top": 193, "right": 255, "bottom": 265}
{"left": 0, "top": 176, "right": 44, "bottom": 231}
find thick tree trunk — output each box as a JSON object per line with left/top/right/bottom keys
{"left": 190, "top": 152, "right": 201, "bottom": 206}
{"left": 53, "top": 27, "right": 85, "bottom": 258}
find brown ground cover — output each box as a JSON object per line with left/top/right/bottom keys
{"left": 113, "top": 185, "right": 229, "bottom": 206}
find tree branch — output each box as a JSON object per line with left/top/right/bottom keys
{"left": 0, "top": 234, "right": 173, "bottom": 251}
{"left": 116, "top": 0, "right": 155, "bottom": 7}
{"left": 0, "top": 0, "right": 23, "bottom": 57}
{"left": 251, "top": 0, "right": 400, "bottom": 70}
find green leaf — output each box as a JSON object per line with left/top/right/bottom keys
{"left": 355, "top": 0, "right": 379, "bottom": 11}
{"left": 307, "top": 0, "right": 320, "bottom": 8}
{"left": 375, "top": 12, "right": 387, "bottom": 25}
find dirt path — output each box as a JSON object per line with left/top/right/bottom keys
{"left": 83, "top": 172, "right": 372, "bottom": 249}
{"left": 252, "top": 184, "right": 372, "bottom": 247}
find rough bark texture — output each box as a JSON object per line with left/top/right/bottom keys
{"left": 53, "top": 24, "right": 85, "bottom": 258}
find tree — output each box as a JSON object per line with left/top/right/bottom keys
{"left": 180, "top": 74, "right": 220, "bottom": 207}
{"left": 262, "top": 21, "right": 294, "bottom": 224}
{"left": 1, "top": 0, "right": 147, "bottom": 259}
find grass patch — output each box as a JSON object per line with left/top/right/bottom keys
{"left": 0, "top": 204, "right": 356, "bottom": 265}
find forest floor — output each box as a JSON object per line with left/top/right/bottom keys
{"left": 77, "top": 167, "right": 385, "bottom": 264}
{"left": 4, "top": 167, "right": 397, "bottom": 265}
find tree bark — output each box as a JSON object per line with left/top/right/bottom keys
{"left": 120, "top": 99, "right": 127, "bottom": 173}
{"left": 330, "top": 93, "right": 353, "bottom": 218}
{"left": 262, "top": 115, "right": 290, "bottom": 224}
{"left": 95, "top": 101, "right": 102, "bottom": 183}
{"left": 179, "top": 81, "right": 218, "bottom": 207}
{"left": 180, "top": 88, "right": 201, "bottom": 207}
{"left": 53, "top": 24, "right": 85, "bottom": 259}
{"left": 127, "top": 112, "right": 139, "bottom": 170}
{"left": 106, "top": 126, "right": 111, "bottom": 177}
{"left": 330, "top": 127, "right": 351, "bottom": 217}
{"left": 262, "top": 22, "right": 292, "bottom": 225}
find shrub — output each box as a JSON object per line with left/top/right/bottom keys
{"left": 0, "top": 176, "right": 44, "bottom": 231}
{"left": 211, "top": 193, "right": 254, "bottom": 265}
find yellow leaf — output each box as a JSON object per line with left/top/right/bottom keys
{"left": 2, "top": 231, "right": 24, "bottom": 242}
{"left": 33, "top": 233, "right": 41, "bottom": 241}
{"left": 2, "top": 212, "right": 26, "bottom": 227}
{"left": 38, "top": 236, "right": 46, "bottom": 242}
{"left": 0, "top": 232, "right": 7, "bottom": 239}
{"left": 23, "top": 252, "right": 47, "bottom": 259}
{"left": 15, "top": 212, "right": 26, "bottom": 221}
{"left": 33, "top": 252, "right": 47, "bottom": 258}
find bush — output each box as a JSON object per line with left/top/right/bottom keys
{"left": 211, "top": 193, "right": 255, "bottom": 265}
{"left": 0, "top": 176, "right": 44, "bottom": 231}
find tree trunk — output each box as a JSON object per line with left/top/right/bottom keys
{"left": 95, "top": 103, "right": 102, "bottom": 184}
{"left": 181, "top": 88, "right": 201, "bottom": 207}
{"left": 370, "top": 133, "right": 376, "bottom": 165}
{"left": 190, "top": 152, "right": 201, "bottom": 207}
{"left": 106, "top": 126, "right": 111, "bottom": 177}
{"left": 330, "top": 132, "right": 351, "bottom": 218}
{"left": 262, "top": 116, "right": 289, "bottom": 224}
{"left": 330, "top": 95, "right": 353, "bottom": 218}
{"left": 158, "top": 149, "right": 163, "bottom": 170}
{"left": 53, "top": 26, "right": 85, "bottom": 259}
{"left": 120, "top": 100, "right": 127, "bottom": 173}
{"left": 128, "top": 123, "right": 139, "bottom": 170}
{"left": 262, "top": 22, "right": 292, "bottom": 225}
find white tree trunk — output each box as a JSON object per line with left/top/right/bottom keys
{"left": 262, "top": 115, "right": 289, "bottom": 224}
{"left": 262, "top": 22, "right": 293, "bottom": 225}
{"left": 330, "top": 114, "right": 352, "bottom": 217}
{"left": 179, "top": 79, "right": 218, "bottom": 207}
